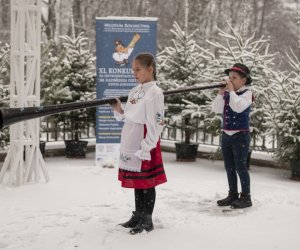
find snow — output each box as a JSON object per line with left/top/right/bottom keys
{"left": 1, "top": 151, "right": 299, "bottom": 250}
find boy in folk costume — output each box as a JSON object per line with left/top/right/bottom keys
{"left": 212, "top": 63, "right": 253, "bottom": 209}
{"left": 111, "top": 53, "right": 167, "bottom": 234}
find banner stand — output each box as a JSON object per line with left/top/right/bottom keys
{"left": 95, "top": 17, "right": 158, "bottom": 167}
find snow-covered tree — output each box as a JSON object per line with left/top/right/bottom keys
{"left": 40, "top": 40, "right": 72, "bottom": 138}
{"left": 0, "top": 42, "right": 10, "bottom": 150}
{"left": 41, "top": 40, "right": 71, "bottom": 105}
{"left": 157, "top": 21, "right": 211, "bottom": 143}
{"left": 263, "top": 49, "right": 300, "bottom": 163}
{"left": 158, "top": 22, "right": 210, "bottom": 102}
{"left": 187, "top": 25, "right": 278, "bottom": 148}
{"left": 42, "top": 33, "right": 96, "bottom": 141}
{"left": 0, "top": 42, "right": 10, "bottom": 107}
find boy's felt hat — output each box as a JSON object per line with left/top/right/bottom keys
{"left": 224, "top": 63, "right": 252, "bottom": 85}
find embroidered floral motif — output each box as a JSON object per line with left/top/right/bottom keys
{"left": 129, "top": 88, "right": 145, "bottom": 104}
{"left": 156, "top": 112, "right": 164, "bottom": 125}
{"left": 120, "top": 153, "right": 131, "bottom": 162}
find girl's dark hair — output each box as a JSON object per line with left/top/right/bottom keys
{"left": 134, "top": 53, "right": 157, "bottom": 80}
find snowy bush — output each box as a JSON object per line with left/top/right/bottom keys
{"left": 41, "top": 33, "right": 96, "bottom": 141}
{"left": 157, "top": 22, "right": 212, "bottom": 143}
{"left": 184, "top": 25, "right": 278, "bottom": 148}
{"left": 41, "top": 40, "right": 72, "bottom": 105}
{"left": 0, "top": 42, "right": 10, "bottom": 150}
{"left": 0, "top": 42, "right": 10, "bottom": 106}
{"left": 263, "top": 50, "right": 300, "bottom": 162}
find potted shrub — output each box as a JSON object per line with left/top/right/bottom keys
{"left": 174, "top": 116, "right": 199, "bottom": 161}
{"left": 157, "top": 22, "right": 209, "bottom": 161}
{"left": 164, "top": 104, "right": 199, "bottom": 161}
{"left": 60, "top": 33, "right": 96, "bottom": 157}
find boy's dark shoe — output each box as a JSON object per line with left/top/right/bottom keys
{"left": 217, "top": 192, "right": 239, "bottom": 206}
{"left": 129, "top": 214, "right": 154, "bottom": 235}
{"left": 231, "top": 193, "right": 252, "bottom": 209}
{"left": 120, "top": 211, "right": 142, "bottom": 228}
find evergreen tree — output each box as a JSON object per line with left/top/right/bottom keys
{"left": 158, "top": 21, "right": 210, "bottom": 103}
{"left": 42, "top": 33, "right": 96, "bottom": 140}
{"left": 41, "top": 40, "right": 71, "bottom": 105}
{"left": 188, "top": 25, "right": 278, "bottom": 149}
{"left": 0, "top": 42, "right": 10, "bottom": 107}
{"left": 157, "top": 22, "right": 211, "bottom": 143}
{"left": 263, "top": 49, "right": 300, "bottom": 163}
{"left": 0, "top": 42, "right": 10, "bottom": 150}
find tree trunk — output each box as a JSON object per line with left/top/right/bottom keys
{"left": 72, "top": 0, "right": 83, "bottom": 37}
{"left": 0, "top": 0, "right": 10, "bottom": 43}
{"left": 54, "top": 0, "right": 61, "bottom": 44}
{"left": 42, "top": 0, "right": 57, "bottom": 43}
{"left": 252, "top": 0, "right": 258, "bottom": 36}
{"left": 136, "top": 0, "right": 144, "bottom": 16}
{"left": 258, "top": 0, "right": 268, "bottom": 38}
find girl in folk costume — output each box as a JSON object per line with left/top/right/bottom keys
{"left": 212, "top": 63, "right": 253, "bottom": 209}
{"left": 111, "top": 53, "right": 167, "bottom": 234}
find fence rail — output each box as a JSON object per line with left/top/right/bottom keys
{"left": 161, "top": 117, "right": 277, "bottom": 151}
{"left": 40, "top": 119, "right": 96, "bottom": 142}
{"left": 39, "top": 115, "right": 276, "bottom": 152}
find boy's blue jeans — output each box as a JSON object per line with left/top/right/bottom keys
{"left": 221, "top": 131, "right": 251, "bottom": 194}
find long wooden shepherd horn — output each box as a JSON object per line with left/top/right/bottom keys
{"left": 0, "top": 83, "right": 225, "bottom": 129}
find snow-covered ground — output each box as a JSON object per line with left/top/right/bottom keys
{"left": 0, "top": 152, "right": 299, "bottom": 250}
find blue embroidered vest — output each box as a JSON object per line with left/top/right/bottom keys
{"left": 222, "top": 90, "right": 251, "bottom": 131}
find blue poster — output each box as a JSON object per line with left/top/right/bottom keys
{"left": 95, "top": 17, "right": 157, "bottom": 166}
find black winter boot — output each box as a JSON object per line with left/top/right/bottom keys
{"left": 129, "top": 214, "right": 154, "bottom": 234}
{"left": 120, "top": 189, "right": 145, "bottom": 228}
{"left": 120, "top": 211, "right": 142, "bottom": 228}
{"left": 217, "top": 191, "right": 239, "bottom": 206}
{"left": 231, "top": 193, "right": 252, "bottom": 209}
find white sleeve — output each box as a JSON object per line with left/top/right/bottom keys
{"left": 229, "top": 90, "right": 252, "bottom": 113}
{"left": 212, "top": 94, "right": 224, "bottom": 114}
{"left": 135, "top": 91, "right": 164, "bottom": 160}
{"left": 126, "top": 47, "right": 134, "bottom": 58}
{"left": 112, "top": 52, "right": 119, "bottom": 62}
{"left": 113, "top": 103, "right": 126, "bottom": 121}
{"left": 113, "top": 87, "right": 135, "bottom": 121}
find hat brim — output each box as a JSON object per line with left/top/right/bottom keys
{"left": 224, "top": 68, "right": 247, "bottom": 76}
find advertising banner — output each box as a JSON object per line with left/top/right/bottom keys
{"left": 95, "top": 17, "right": 157, "bottom": 166}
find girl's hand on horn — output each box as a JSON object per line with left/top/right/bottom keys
{"left": 110, "top": 97, "right": 124, "bottom": 114}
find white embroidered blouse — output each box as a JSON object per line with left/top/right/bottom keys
{"left": 114, "top": 81, "right": 164, "bottom": 172}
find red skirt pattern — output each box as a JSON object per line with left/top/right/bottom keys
{"left": 118, "top": 126, "right": 167, "bottom": 189}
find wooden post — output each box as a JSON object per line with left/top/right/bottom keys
{"left": 0, "top": 0, "right": 49, "bottom": 185}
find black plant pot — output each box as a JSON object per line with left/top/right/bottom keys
{"left": 39, "top": 141, "right": 46, "bottom": 158}
{"left": 175, "top": 142, "right": 199, "bottom": 162}
{"left": 290, "top": 159, "right": 300, "bottom": 181}
{"left": 23, "top": 141, "right": 47, "bottom": 160}
{"left": 64, "top": 140, "right": 88, "bottom": 158}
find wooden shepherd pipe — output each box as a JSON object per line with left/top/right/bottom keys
{"left": 0, "top": 83, "right": 225, "bottom": 129}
